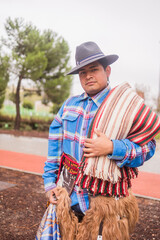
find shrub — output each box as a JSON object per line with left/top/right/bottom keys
{"left": 8, "top": 92, "right": 16, "bottom": 104}
{"left": 51, "top": 103, "right": 62, "bottom": 114}
{"left": 0, "top": 121, "right": 14, "bottom": 129}
{"left": 23, "top": 101, "right": 34, "bottom": 110}
{"left": 0, "top": 113, "right": 52, "bottom": 132}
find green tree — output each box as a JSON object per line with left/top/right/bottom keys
{"left": 0, "top": 55, "right": 10, "bottom": 108}
{"left": 1, "top": 17, "right": 72, "bottom": 129}
{"left": 37, "top": 31, "right": 72, "bottom": 112}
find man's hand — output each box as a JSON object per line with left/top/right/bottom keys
{"left": 46, "top": 187, "right": 59, "bottom": 205}
{"left": 83, "top": 129, "right": 113, "bottom": 158}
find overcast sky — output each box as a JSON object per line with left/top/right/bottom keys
{"left": 0, "top": 0, "right": 160, "bottom": 100}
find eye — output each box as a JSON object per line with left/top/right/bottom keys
{"left": 91, "top": 68, "right": 98, "bottom": 72}
{"left": 79, "top": 71, "right": 86, "bottom": 76}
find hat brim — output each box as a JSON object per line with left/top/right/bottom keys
{"left": 66, "top": 54, "right": 119, "bottom": 75}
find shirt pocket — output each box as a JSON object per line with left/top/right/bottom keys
{"left": 62, "top": 111, "right": 79, "bottom": 138}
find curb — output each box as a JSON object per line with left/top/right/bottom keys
{"left": 135, "top": 193, "right": 160, "bottom": 202}
{"left": 0, "top": 166, "right": 42, "bottom": 176}
{"left": 1, "top": 166, "right": 160, "bottom": 201}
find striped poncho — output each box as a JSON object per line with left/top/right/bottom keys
{"left": 75, "top": 82, "right": 160, "bottom": 197}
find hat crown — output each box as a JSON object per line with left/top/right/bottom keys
{"left": 66, "top": 41, "right": 118, "bottom": 75}
{"left": 75, "top": 41, "right": 104, "bottom": 65}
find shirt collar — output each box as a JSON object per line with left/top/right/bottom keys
{"left": 79, "top": 85, "right": 111, "bottom": 107}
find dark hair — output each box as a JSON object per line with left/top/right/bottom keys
{"left": 98, "top": 59, "right": 108, "bottom": 70}
{"left": 98, "top": 59, "right": 110, "bottom": 84}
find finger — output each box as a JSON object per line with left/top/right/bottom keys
{"left": 50, "top": 190, "right": 59, "bottom": 200}
{"left": 49, "top": 194, "right": 57, "bottom": 202}
{"left": 84, "top": 153, "right": 95, "bottom": 157}
{"left": 49, "top": 198, "right": 57, "bottom": 205}
{"left": 94, "top": 128, "right": 102, "bottom": 137}
{"left": 83, "top": 147, "right": 93, "bottom": 153}
{"left": 85, "top": 138, "right": 95, "bottom": 143}
{"left": 84, "top": 142, "right": 93, "bottom": 147}
{"left": 52, "top": 188, "right": 60, "bottom": 196}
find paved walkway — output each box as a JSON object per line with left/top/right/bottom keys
{"left": 0, "top": 134, "right": 160, "bottom": 200}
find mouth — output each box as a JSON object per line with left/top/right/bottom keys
{"left": 86, "top": 81, "right": 96, "bottom": 86}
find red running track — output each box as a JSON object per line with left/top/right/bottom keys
{"left": 0, "top": 149, "right": 160, "bottom": 200}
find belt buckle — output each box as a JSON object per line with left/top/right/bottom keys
{"left": 97, "top": 236, "right": 102, "bottom": 240}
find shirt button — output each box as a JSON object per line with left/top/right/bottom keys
{"left": 80, "top": 144, "right": 83, "bottom": 148}
{"left": 83, "top": 127, "right": 85, "bottom": 130}
{"left": 89, "top": 98, "right": 92, "bottom": 101}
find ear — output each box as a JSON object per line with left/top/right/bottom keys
{"left": 105, "top": 66, "right": 111, "bottom": 77}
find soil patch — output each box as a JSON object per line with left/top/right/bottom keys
{"left": 0, "top": 129, "right": 48, "bottom": 139}
{"left": 0, "top": 168, "right": 159, "bottom": 240}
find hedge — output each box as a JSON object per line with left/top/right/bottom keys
{"left": 0, "top": 114, "right": 53, "bottom": 131}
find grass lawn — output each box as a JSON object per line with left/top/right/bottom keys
{"left": 0, "top": 105, "right": 54, "bottom": 121}
{"left": 0, "top": 105, "right": 54, "bottom": 131}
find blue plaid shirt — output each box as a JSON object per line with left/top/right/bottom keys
{"left": 43, "top": 86, "right": 156, "bottom": 213}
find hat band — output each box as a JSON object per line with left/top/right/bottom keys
{"left": 76, "top": 52, "right": 104, "bottom": 66}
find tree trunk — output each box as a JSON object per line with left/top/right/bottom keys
{"left": 14, "top": 75, "right": 22, "bottom": 130}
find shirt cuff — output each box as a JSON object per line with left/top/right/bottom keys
{"left": 44, "top": 182, "right": 57, "bottom": 192}
{"left": 108, "top": 139, "right": 127, "bottom": 160}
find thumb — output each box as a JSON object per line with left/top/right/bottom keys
{"left": 94, "top": 128, "right": 102, "bottom": 137}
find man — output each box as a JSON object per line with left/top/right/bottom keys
{"left": 36, "top": 42, "right": 158, "bottom": 240}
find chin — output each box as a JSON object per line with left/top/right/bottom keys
{"left": 87, "top": 89, "right": 101, "bottom": 96}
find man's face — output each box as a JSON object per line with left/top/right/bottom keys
{"left": 79, "top": 61, "right": 111, "bottom": 96}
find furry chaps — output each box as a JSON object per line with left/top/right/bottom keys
{"left": 56, "top": 187, "right": 139, "bottom": 240}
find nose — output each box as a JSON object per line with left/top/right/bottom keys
{"left": 86, "top": 70, "right": 92, "bottom": 80}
